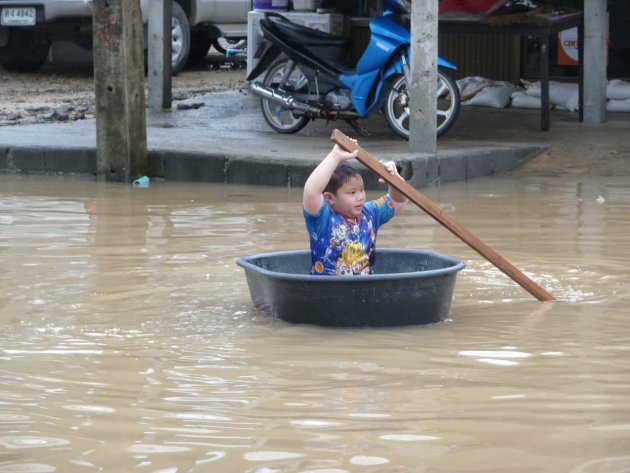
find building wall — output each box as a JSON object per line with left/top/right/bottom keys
{"left": 438, "top": 33, "right": 521, "bottom": 83}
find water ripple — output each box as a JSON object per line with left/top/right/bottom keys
{"left": 3, "top": 176, "right": 630, "bottom": 471}
{"left": 0, "top": 464, "right": 56, "bottom": 473}
{"left": 0, "top": 436, "right": 69, "bottom": 449}
{"left": 244, "top": 451, "right": 305, "bottom": 461}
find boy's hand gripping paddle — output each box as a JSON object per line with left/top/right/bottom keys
{"left": 330, "top": 129, "right": 555, "bottom": 302}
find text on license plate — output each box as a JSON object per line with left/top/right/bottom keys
{"left": 1, "top": 7, "right": 36, "bottom": 26}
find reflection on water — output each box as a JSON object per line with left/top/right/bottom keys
{"left": 1, "top": 174, "right": 630, "bottom": 472}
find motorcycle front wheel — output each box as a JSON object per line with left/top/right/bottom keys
{"left": 383, "top": 67, "right": 461, "bottom": 139}
{"left": 260, "top": 58, "right": 310, "bottom": 134}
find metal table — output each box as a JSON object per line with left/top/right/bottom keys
{"left": 439, "top": 11, "right": 584, "bottom": 131}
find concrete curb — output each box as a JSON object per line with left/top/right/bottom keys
{"left": 1, "top": 142, "right": 546, "bottom": 188}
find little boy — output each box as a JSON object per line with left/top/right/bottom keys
{"left": 302, "top": 144, "right": 408, "bottom": 276}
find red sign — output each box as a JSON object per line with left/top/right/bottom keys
{"left": 558, "top": 27, "right": 578, "bottom": 65}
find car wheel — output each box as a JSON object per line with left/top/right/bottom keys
{"left": 170, "top": 2, "right": 190, "bottom": 74}
{"left": 0, "top": 29, "right": 51, "bottom": 73}
{"left": 212, "top": 38, "right": 247, "bottom": 55}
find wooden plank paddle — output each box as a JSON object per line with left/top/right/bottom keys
{"left": 331, "top": 129, "right": 555, "bottom": 302}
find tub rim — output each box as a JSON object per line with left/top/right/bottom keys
{"left": 236, "top": 248, "right": 465, "bottom": 282}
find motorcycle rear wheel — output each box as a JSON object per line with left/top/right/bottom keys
{"left": 383, "top": 68, "right": 461, "bottom": 139}
{"left": 260, "top": 58, "right": 310, "bottom": 134}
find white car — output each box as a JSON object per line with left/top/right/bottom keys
{"left": 0, "top": 0, "right": 249, "bottom": 73}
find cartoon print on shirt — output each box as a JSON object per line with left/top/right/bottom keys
{"left": 304, "top": 196, "right": 395, "bottom": 276}
{"left": 330, "top": 222, "right": 349, "bottom": 247}
{"left": 323, "top": 222, "right": 349, "bottom": 263}
{"left": 336, "top": 240, "right": 369, "bottom": 275}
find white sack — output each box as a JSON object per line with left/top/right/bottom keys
{"left": 522, "top": 80, "right": 579, "bottom": 112}
{"left": 457, "top": 76, "right": 493, "bottom": 100}
{"left": 607, "top": 79, "right": 630, "bottom": 100}
{"left": 510, "top": 91, "right": 550, "bottom": 109}
{"left": 607, "top": 98, "right": 630, "bottom": 112}
{"left": 463, "top": 82, "right": 516, "bottom": 108}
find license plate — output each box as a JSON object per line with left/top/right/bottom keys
{"left": 1, "top": 7, "right": 36, "bottom": 26}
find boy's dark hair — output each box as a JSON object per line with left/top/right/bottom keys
{"left": 324, "top": 163, "right": 361, "bottom": 194}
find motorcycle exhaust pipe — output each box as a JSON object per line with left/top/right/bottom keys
{"left": 250, "top": 82, "right": 320, "bottom": 114}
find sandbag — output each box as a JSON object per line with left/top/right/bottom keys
{"left": 607, "top": 79, "right": 630, "bottom": 100}
{"left": 463, "top": 82, "right": 516, "bottom": 108}
{"left": 510, "top": 90, "right": 550, "bottom": 109}
{"left": 607, "top": 98, "right": 630, "bottom": 112}
{"left": 522, "top": 80, "right": 579, "bottom": 112}
{"left": 457, "top": 76, "right": 493, "bottom": 100}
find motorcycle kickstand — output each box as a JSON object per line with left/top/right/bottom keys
{"left": 346, "top": 120, "right": 372, "bottom": 137}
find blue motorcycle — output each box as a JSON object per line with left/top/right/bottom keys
{"left": 246, "top": 0, "right": 461, "bottom": 138}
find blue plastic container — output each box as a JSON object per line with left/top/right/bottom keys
{"left": 253, "top": 0, "right": 288, "bottom": 11}
{"left": 132, "top": 176, "right": 150, "bottom": 188}
{"left": 236, "top": 249, "right": 464, "bottom": 327}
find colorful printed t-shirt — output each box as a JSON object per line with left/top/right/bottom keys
{"left": 303, "top": 195, "right": 395, "bottom": 276}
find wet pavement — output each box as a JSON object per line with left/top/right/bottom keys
{"left": 0, "top": 89, "right": 628, "bottom": 187}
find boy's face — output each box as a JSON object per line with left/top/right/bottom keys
{"left": 324, "top": 175, "right": 366, "bottom": 219}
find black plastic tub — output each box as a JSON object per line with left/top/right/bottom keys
{"left": 236, "top": 249, "right": 465, "bottom": 327}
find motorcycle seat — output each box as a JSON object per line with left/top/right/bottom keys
{"left": 270, "top": 18, "right": 352, "bottom": 50}
{"left": 265, "top": 15, "right": 353, "bottom": 71}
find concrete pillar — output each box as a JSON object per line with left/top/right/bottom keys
{"left": 583, "top": 0, "right": 607, "bottom": 124}
{"left": 93, "top": 0, "right": 148, "bottom": 182}
{"left": 147, "top": 0, "right": 172, "bottom": 109}
{"left": 409, "top": 0, "right": 438, "bottom": 154}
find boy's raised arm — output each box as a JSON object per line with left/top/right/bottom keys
{"left": 303, "top": 145, "right": 358, "bottom": 215}
{"left": 381, "top": 161, "right": 408, "bottom": 216}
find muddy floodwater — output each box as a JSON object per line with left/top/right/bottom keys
{"left": 1, "top": 173, "right": 629, "bottom": 473}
